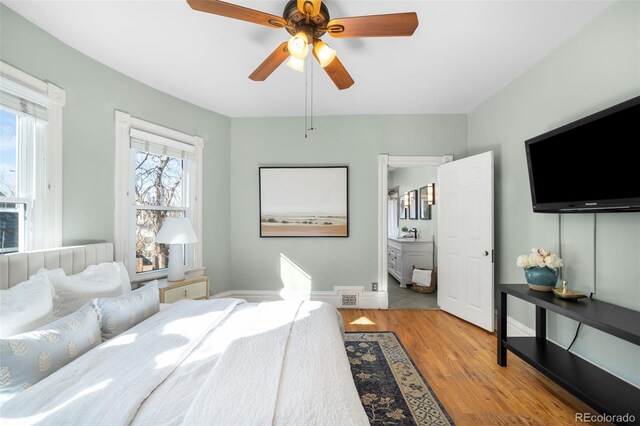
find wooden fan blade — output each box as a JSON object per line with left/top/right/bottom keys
{"left": 297, "top": 0, "right": 322, "bottom": 17}
{"left": 187, "top": 0, "right": 286, "bottom": 28}
{"left": 327, "top": 12, "right": 418, "bottom": 38}
{"left": 312, "top": 51, "right": 354, "bottom": 90}
{"left": 249, "top": 42, "right": 289, "bottom": 81}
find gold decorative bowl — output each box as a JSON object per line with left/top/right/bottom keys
{"left": 552, "top": 288, "right": 587, "bottom": 300}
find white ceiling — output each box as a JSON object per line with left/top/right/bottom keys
{"left": 3, "top": 1, "right": 613, "bottom": 117}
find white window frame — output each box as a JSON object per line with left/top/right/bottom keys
{"left": 0, "top": 61, "right": 65, "bottom": 250}
{"left": 114, "top": 111, "right": 203, "bottom": 281}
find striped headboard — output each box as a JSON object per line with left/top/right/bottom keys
{"left": 0, "top": 243, "right": 114, "bottom": 289}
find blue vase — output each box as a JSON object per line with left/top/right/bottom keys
{"left": 525, "top": 267, "right": 560, "bottom": 291}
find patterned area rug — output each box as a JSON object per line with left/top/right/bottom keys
{"left": 345, "top": 332, "right": 454, "bottom": 425}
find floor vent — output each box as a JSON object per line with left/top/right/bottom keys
{"left": 341, "top": 293, "right": 358, "bottom": 307}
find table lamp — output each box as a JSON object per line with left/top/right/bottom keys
{"left": 156, "top": 217, "right": 198, "bottom": 281}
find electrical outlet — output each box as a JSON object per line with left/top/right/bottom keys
{"left": 372, "top": 282, "right": 378, "bottom": 292}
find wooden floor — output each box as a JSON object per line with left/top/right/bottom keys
{"left": 340, "top": 309, "right": 610, "bottom": 426}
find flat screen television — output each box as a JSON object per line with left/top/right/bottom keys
{"left": 525, "top": 95, "right": 640, "bottom": 213}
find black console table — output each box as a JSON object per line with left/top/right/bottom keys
{"left": 497, "top": 284, "right": 640, "bottom": 422}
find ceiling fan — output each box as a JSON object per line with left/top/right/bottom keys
{"left": 187, "top": 0, "right": 419, "bottom": 90}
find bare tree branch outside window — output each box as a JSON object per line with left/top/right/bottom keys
{"left": 134, "top": 151, "right": 185, "bottom": 273}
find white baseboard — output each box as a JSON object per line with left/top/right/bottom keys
{"left": 493, "top": 308, "right": 535, "bottom": 336}
{"left": 212, "top": 287, "right": 382, "bottom": 309}
{"left": 507, "top": 316, "right": 535, "bottom": 337}
{"left": 213, "top": 290, "right": 281, "bottom": 303}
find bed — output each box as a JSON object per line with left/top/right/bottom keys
{"left": 0, "top": 244, "right": 368, "bottom": 425}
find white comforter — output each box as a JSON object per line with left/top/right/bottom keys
{"left": 0, "top": 299, "right": 368, "bottom": 426}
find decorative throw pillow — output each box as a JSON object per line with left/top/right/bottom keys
{"left": 0, "top": 303, "right": 101, "bottom": 401}
{"left": 0, "top": 276, "right": 55, "bottom": 338}
{"left": 92, "top": 281, "right": 160, "bottom": 341}
{"left": 38, "top": 262, "right": 125, "bottom": 318}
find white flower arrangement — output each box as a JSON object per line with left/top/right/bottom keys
{"left": 516, "top": 248, "right": 563, "bottom": 271}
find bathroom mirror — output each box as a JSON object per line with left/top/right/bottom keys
{"left": 408, "top": 190, "right": 418, "bottom": 220}
{"left": 419, "top": 186, "right": 432, "bottom": 220}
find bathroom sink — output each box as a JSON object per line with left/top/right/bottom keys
{"left": 389, "top": 236, "right": 431, "bottom": 243}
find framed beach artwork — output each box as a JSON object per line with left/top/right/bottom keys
{"left": 259, "top": 166, "right": 349, "bottom": 238}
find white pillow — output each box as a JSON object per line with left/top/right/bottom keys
{"left": 40, "top": 262, "right": 125, "bottom": 318}
{"left": 0, "top": 276, "right": 55, "bottom": 338}
{"left": 116, "top": 261, "right": 132, "bottom": 294}
{"left": 93, "top": 281, "right": 159, "bottom": 341}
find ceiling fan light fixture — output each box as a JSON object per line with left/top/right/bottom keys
{"left": 313, "top": 40, "right": 336, "bottom": 68}
{"left": 286, "top": 56, "right": 305, "bottom": 72}
{"left": 287, "top": 32, "right": 309, "bottom": 59}
{"left": 188, "top": 0, "right": 419, "bottom": 90}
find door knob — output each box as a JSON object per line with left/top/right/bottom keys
{"left": 483, "top": 251, "right": 489, "bottom": 256}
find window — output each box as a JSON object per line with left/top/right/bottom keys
{"left": 133, "top": 144, "right": 187, "bottom": 273}
{"left": 0, "top": 109, "right": 40, "bottom": 253}
{"left": 0, "top": 61, "right": 64, "bottom": 253}
{"left": 115, "top": 112, "right": 203, "bottom": 280}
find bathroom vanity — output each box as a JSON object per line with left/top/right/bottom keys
{"left": 387, "top": 237, "right": 434, "bottom": 287}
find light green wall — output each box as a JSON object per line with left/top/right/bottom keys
{"left": 0, "top": 5, "right": 232, "bottom": 290}
{"left": 388, "top": 167, "right": 438, "bottom": 242}
{"left": 468, "top": 0, "right": 640, "bottom": 385}
{"left": 3, "top": 0, "right": 638, "bottom": 387}
{"left": 1, "top": 4, "right": 467, "bottom": 294}
{"left": 230, "top": 116, "right": 466, "bottom": 292}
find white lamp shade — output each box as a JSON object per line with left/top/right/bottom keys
{"left": 156, "top": 217, "right": 198, "bottom": 244}
{"left": 286, "top": 56, "right": 305, "bottom": 73}
{"left": 313, "top": 41, "right": 336, "bottom": 68}
{"left": 287, "top": 32, "right": 309, "bottom": 59}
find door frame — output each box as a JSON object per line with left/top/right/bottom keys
{"left": 377, "top": 154, "right": 453, "bottom": 308}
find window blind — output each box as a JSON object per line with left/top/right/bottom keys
{"left": 0, "top": 90, "right": 48, "bottom": 121}
{"left": 130, "top": 128, "right": 195, "bottom": 160}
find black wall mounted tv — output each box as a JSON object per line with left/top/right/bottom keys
{"left": 525, "top": 95, "right": 640, "bottom": 213}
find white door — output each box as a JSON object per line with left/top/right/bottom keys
{"left": 437, "top": 151, "right": 494, "bottom": 331}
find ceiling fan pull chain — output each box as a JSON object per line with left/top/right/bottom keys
{"left": 304, "top": 52, "right": 316, "bottom": 138}
{"left": 310, "top": 54, "right": 314, "bottom": 132}
{"left": 304, "top": 54, "right": 308, "bottom": 138}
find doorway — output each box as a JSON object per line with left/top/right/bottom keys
{"left": 376, "top": 155, "right": 451, "bottom": 309}
{"left": 377, "top": 153, "right": 495, "bottom": 331}
{"left": 387, "top": 166, "right": 438, "bottom": 309}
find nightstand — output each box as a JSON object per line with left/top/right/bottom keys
{"left": 144, "top": 275, "right": 210, "bottom": 303}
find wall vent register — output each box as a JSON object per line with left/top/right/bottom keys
{"left": 341, "top": 294, "right": 358, "bottom": 307}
